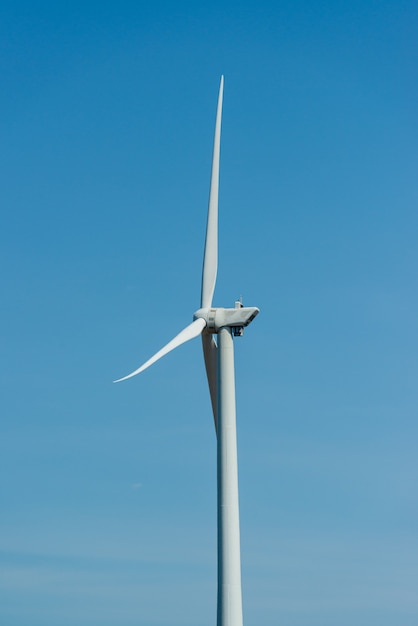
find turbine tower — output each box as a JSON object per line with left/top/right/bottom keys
{"left": 115, "top": 76, "right": 259, "bottom": 626}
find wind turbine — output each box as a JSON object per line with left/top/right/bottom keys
{"left": 115, "top": 76, "right": 259, "bottom": 626}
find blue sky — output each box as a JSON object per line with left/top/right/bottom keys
{"left": 1, "top": 1, "right": 417, "bottom": 624}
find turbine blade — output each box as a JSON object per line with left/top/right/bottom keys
{"left": 114, "top": 317, "right": 206, "bottom": 383}
{"left": 201, "top": 75, "right": 224, "bottom": 309}
{"left": 202, "top": 330, "right": 218, "bottom": 431}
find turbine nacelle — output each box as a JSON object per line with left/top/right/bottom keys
{"left": 193, "top": 305, "right": 259, "bottom": 334}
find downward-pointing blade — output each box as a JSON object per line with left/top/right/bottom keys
{"left": 114, "top": 317, "right": 206, "bottom": 383}
{"left": 202, "top": 330, "right": 218, "bottom": 431}
{"left": 201, "top": 75, "right": 224, "bottom": 309}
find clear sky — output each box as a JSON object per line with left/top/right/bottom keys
{"left": 1, "top": 1, "right": 417, "bottom": 625}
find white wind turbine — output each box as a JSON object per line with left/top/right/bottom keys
{"left": 115, "top": 76, "right": 259, "bottom": 626}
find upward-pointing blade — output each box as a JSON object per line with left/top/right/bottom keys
{"left": 201, "top": 75, "right": 224, "bottom": 309}
{"left": 114, "top": 318, "right": 206, "bottom": 383}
